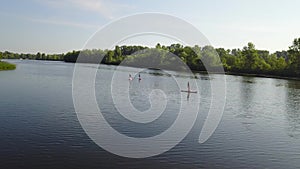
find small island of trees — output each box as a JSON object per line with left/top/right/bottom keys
{"left": 0, "top": 54, "right": 16, "bottom": 71}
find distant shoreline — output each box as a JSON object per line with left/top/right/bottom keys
{"left": 1, "top": 40, "right": 300, "bottom": 79}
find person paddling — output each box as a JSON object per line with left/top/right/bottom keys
{"left": 181, "top": 81, "right": 197, "bottom": 93}
{"left": 138, "top": 74, "right": 141, "bottom": 81}
{"left": 129, "top": 74, "right": 133, "bottom": 81}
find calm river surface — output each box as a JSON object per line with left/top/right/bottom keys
{"left": 0, "top": 60, "right": 300, "bottom": 169}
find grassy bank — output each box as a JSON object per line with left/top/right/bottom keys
{"left": 0, "top": 61, "right": 16, "bottom": 71}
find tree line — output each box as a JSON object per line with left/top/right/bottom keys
{"left": 1, "top": 38, "right": 299, "bottom": 78}
{"left": 0, "top": 51, "right": 63, "bottom": 61}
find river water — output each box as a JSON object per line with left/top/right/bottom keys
{"left": 0, "top": 60, "right": 299, "bottom": 169}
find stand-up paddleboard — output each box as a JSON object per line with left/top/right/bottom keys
{"left": 181, "top": 90, "right": 197, "bottom": 93}
{"left": 181, "top": 82, "right": 197, "bottom": 93}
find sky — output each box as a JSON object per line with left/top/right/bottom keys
{"left": 0, "top": 0, "right": 299, "bottom": 54}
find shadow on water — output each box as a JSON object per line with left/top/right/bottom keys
{"left": 285, "top": 80, "right": 300, "bottom": 89}
{"left": 242, "top": 78, "right": 256, "bottom": 84}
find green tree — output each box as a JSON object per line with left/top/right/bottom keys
{"left": 242, "top": 42, "right": 260, "bottom": 72}
{"left": 216, "top": 48, "right": 231, "bottom": 70}
{"left": 288, "top": 38, "right": 300, "bottom": 75}
{"left": 201, "top": 46, "right": 221, "bottom": 67}
{"left": 36, "top": 52, "right": 41, "bottom": 60}
{"left": 155, "top": 43, "right": 162, "bottom": 49}
{"left": 107, "top": 50, "right": 115, "bottom": 63}
{"left": 115, "top": 46, "right": 122, "bottom": 57}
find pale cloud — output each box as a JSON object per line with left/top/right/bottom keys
{"left": 27, "top": 17, "right": 99, "bottom": 29}
{"left": 24, "top": 0, "right": 136, "bottom": 29}
{"left": 36, "top": 0, "right": 135, "bottom": 19}
{"left": 220, "top": 23, "right": 284, "bottom": 34}
{"left": 0, "top": 9, "right": 99, "bottom": 29}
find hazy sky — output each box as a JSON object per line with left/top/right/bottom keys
{"left": 1, "top": 0, "right": 299, "bottom": 53}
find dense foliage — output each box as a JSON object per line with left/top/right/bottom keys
{"left": 1, "top": 38, "right": 299, "bottom": 77}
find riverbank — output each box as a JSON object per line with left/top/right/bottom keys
{"left": 192, "top": 70, "right": 300, "bottom": 81}
{"left": 0, "top": 61, "right": 16, "bottom": 71}
{"left": 6, "top": 59, "right": 300, "bottom": 81}
{"left": 225, "top": 72, "right": 300, "bottom": 81}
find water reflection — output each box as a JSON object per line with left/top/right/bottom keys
{"left": 237, "top": 77, "right": 256, "bottom": 119}
{"left": 284, "top": 80, "right": 300, "bottom": 138}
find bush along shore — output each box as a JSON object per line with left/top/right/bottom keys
{"left": 0, "top": 61, "right": 16, "bottom": 71}
{"left": 1, "top": 38, "right": 299, "bottom": 79}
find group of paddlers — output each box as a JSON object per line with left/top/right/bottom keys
{"left": 129, "top": 74, "right": 141, "bottom": 81}
{"left": 129, "top": 73, "right": 196, "bottom": 93}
